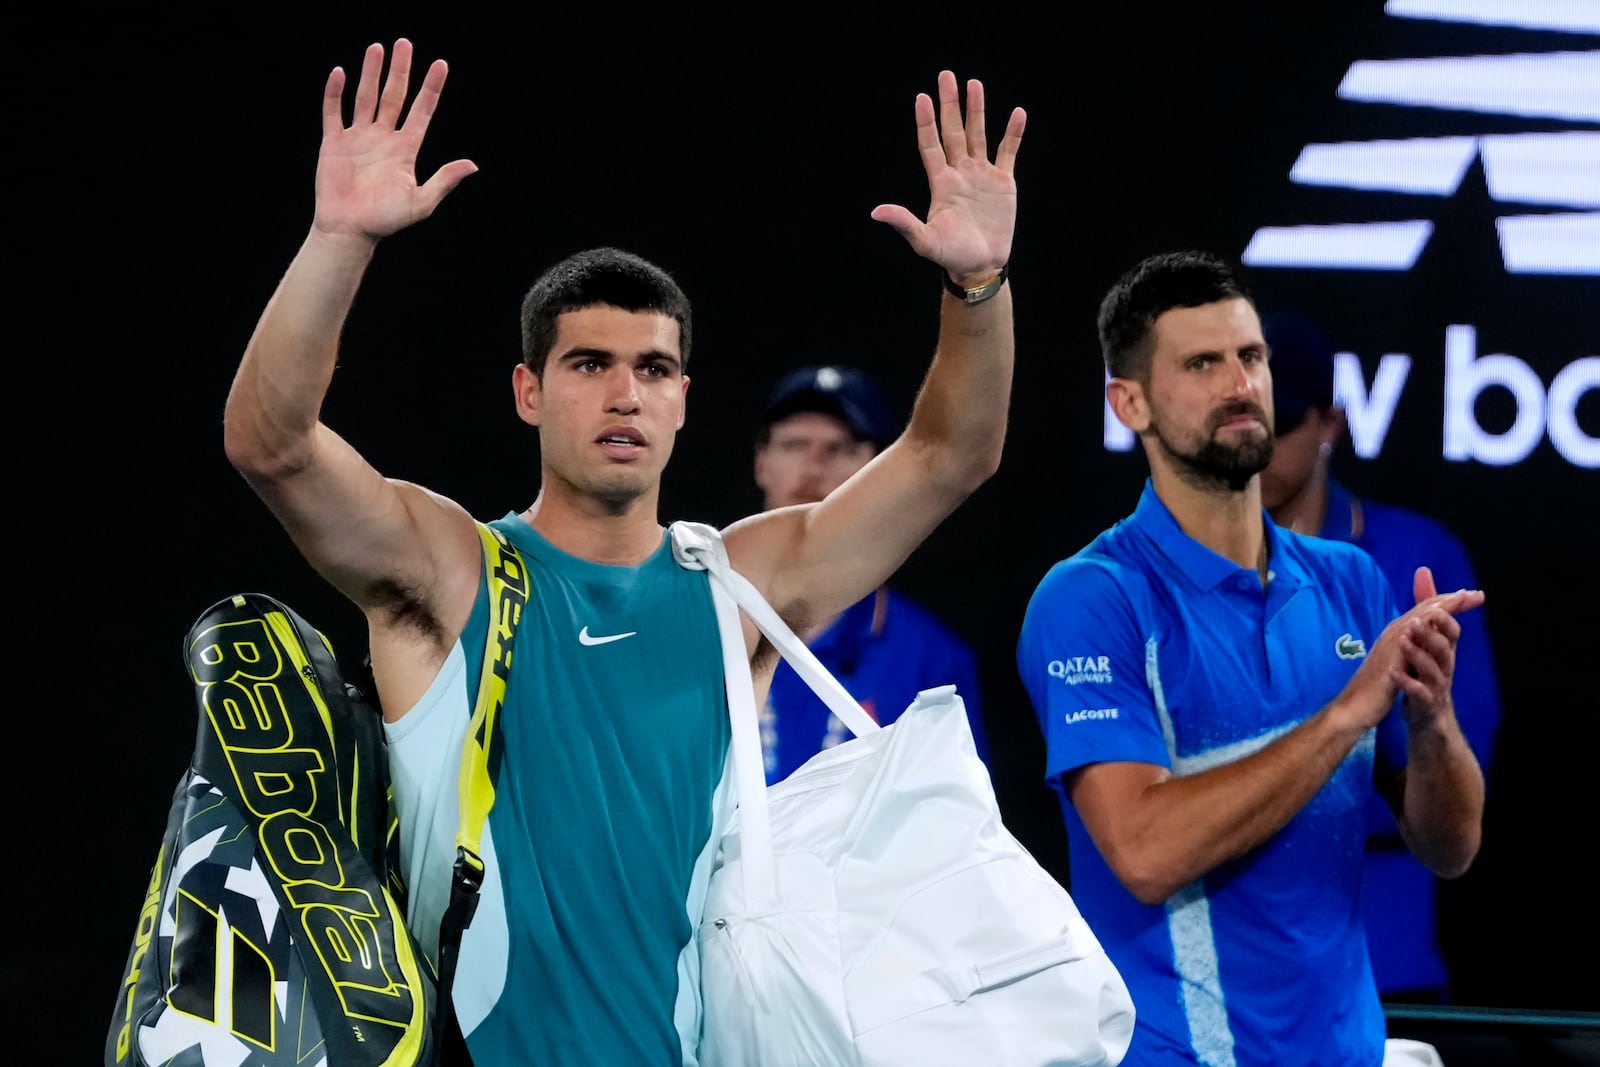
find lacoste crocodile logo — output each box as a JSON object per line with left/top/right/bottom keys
{"left": 1336, "top": 633, "right": 1368, "bottom": 660}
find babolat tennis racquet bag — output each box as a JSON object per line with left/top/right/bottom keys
{"left": 105, "top": 592, "right": 438, "bottom": 1067}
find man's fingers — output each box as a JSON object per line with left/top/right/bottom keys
{"left": 963, "top": 78, "right": 987, "bottom": 161}
{"left": 995, "top": 106, "right": 1026, "bottom": 175}
{"left": 1405, "top": 603, "right": 1463, "bottom": 645}
{"left": 1418, "top": 611, "right": 1461, "bottom": 647}
{"left": 910, "top": 92, "right": 945, "bottom": 179}
{"left": 402, "top": 58, "right": 450, "bottom": 136}
{"left": 418, "top": 159, "right": 480, "bottom": 215}
{"left": 352, "top": 41, "right": 385, "bottom": 125}
{"left": 1413, "top": 587, "right": 1484, "bottom": 618}
{"left": 1402, "top": 626, "right": 1453, "bottom": 684}
{"left": 936, "top": 70, "right": 966, "bottom": 162}
{"left": 1413, "top": 564, "right": 1437, "bottom": 605}
{"left": 376, "top": 38, "right": 414, "bottom": 129}
{"left": 1391, "top": 668, "right": 1440, "bottom": 706}
{"left": 321, "top": 67, "right": 347, "bottom": 138}
{"left": 870, "top": 203, "right": 926, "bottom": 253}
{"left": 1439, "top": 588, "right": 1486, "bottom": 615}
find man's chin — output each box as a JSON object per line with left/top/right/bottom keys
{"left": 1175, "top": 444, "right": 1272, "bottom": 493}
{"left": 586, "top": 473, "right": 655, "bottom": 512}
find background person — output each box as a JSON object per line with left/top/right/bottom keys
{"left": 753, "top": 363, "right": 990, "bottom": 781}
{"left": 1258, "top": 308, "right": 1503, "bottom": 1005}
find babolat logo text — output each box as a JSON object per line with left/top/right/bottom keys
{"left": 1336, "top": 633, "right": 1369, "bottom": 660}
{"left": 1048, "top": 656, "right": 1113, "bottom": 685}
{"left": 1065, "top": 708, "right": 1120, "bottom": 724}
{"left": 191, "top": 616, "right": 418, "bottom": 1040}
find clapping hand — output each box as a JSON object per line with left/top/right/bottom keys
{"left": 1344, "top": 566, "right": 1484, "bottom": 730}
{"left": 1392, "top": 566, "right": 1482, "bottom": 729}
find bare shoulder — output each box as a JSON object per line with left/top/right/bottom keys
{"left": 721, "top": 504, "right": 808, "bottom": 600}
{"left": 363, "top": 481, "right": 486, "bottom": 721}
{"left": 365, "top": 479, "right": 485, "bottom": 644}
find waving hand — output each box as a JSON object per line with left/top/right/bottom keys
{"left": 871, "top": 70, "right": 1026, "bottom": 285}
{"left": 314, "top": 38, "right": 478, "bottom": 240}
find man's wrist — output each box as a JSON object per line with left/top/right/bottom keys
{"left": 943, "top": 263, "right": 1009, "bottom": 305}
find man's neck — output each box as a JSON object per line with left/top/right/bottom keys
{"left": 520, "top": 486, "right": 664, "bottom": 566}
{"left": 1149, "top": 465, "right": 1267, "bottom": 576}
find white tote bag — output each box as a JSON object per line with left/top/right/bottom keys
{"left": 670, "top": 522, "right": 1135, "bottom": 1067}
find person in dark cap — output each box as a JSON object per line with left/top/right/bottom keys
{"left": 1258, "top": 309, "right": 1502, "bottom": 1006}
{"left": 752, "top": 364, "right": 990, "bottom": 783}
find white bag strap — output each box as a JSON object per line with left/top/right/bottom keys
{"left": 671, "top": 521, "right": 879, "bottom": 738}
{"left": 670, "top": 521, "right": 881, "bottom": 908}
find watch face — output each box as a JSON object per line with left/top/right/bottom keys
{"left": 965, "top": 275, "right": 1005, "bottom": 303}
{"left": 946, "top": 266, "right": 1008, "bottom": 304}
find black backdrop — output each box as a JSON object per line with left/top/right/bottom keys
{"left": 17, "top": 4, "right": 1596, "bottom": 1059}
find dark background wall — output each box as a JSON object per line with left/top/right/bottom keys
{"left": 15, "top": 4, "right": 1596, "bottom": 1062}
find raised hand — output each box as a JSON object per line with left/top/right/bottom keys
{"left": 871, "top": 70, "right": 1026, "bottom": 285}
{"left": 313, "top": 39, "right": 478, "bottom": 241}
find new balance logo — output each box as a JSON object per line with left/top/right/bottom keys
{"left": 1242, "top": 3, "right": 1599, "bottom": 275}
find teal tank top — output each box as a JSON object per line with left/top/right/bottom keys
{"left": 458, "top": 515, "right": 731, "bottom": 1065}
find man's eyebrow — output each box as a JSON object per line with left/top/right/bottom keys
{"left": 556, "top": 346, "right": 614, "bottom": 363}
{"left": 554, "top": 346, "right": 682, "bottom": 371}
{"left": 636, "top": 349, "right": 682, "bottom": 370}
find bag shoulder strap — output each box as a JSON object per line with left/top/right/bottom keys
{"left": 668, "top": 520, "right": 879, "bottom": 736}
{"left": 435, "top": 519, "right": 530, "bottom": 1046}
{"left": 670, "top": 520, "right": 889, "bottom": 910}
{"left": 456, "top": 520, "right": 530, "bottom": 873}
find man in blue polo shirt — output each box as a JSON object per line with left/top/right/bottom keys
{"left": 753, "top": 364, "right": 989, "bottom": 782}
{"left": 1017, "top": 250, "right": 1486, "bottom": 1066}
{"left": 1258, "top": 309, "right": 1502, "bottom": 1006}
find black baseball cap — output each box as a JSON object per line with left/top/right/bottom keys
{"left": 760, "top": 365, "right": 899, "bottom": 449}
{"left": 1262, "top": 310, "right": 1338, "bottom": 436}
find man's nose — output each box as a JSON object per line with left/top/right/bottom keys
{"left": 800, "top": 445, "right": 832, "bottom": 474}
{"left": 1223, "top": 355, "right": 1258, "bottom": 397}
{"left": 606, "top": 369, "right": 641, "bottom": 413}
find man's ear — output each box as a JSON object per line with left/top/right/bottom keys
{"left": 677, "top": 374, "right": 690, "bottom": 430}
{"left": 1106, "top": 376, "right": 1150, "bottom": 433}
{"left": 1325, "top": 406, "right": 1349, "bottom": 448}
{"left": 513, "top": 363, "right": 542, "bottom": 427}
{"left": 753, "top": 440, "right": 772, "bottom": 493}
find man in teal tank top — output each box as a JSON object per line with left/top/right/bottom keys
{"left": 223, "top": 36, "right": 1028, "bottom": 1065}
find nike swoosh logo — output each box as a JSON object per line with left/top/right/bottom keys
{"left": 578, "top": 626, "right": 637, "bottom": 646}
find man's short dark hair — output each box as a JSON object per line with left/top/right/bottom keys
{"left": 519, "top": 247, "right": 693, "bottom": 376}
{"left": 1097, "top": 250, "right": 1254, "bottom": 381}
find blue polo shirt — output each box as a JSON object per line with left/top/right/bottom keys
{"left": 762, "top": 585, "right": 987, "bottom": 783}
{"left": 1321, "top": 478, "right": 1501, "bottom": 997}
{"left": 1017, "top": 480, "right": 1404, "bottom": 1067}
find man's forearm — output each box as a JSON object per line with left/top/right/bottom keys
{"left": 1164, "top": 706, "right": 1369, "bottom": 877}
{"left": 901, "top": 285, "right": 1014, "bottom": 491}
{"left": 1397, "top": 714, "right": 1485, "bottom": 878}
{"left": 224, "top": 228, "right": 379, "bottom": 473}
